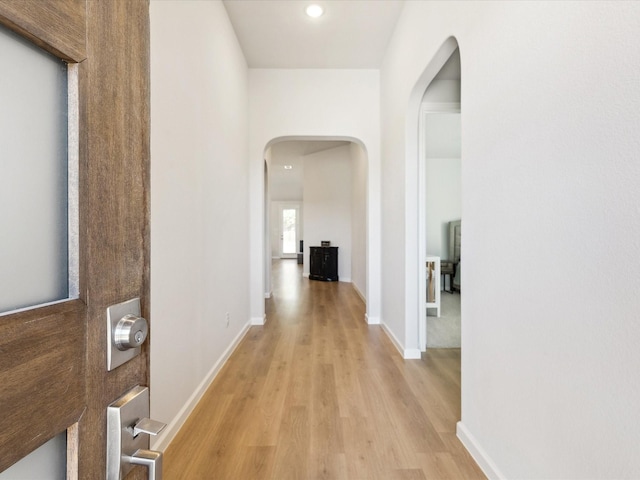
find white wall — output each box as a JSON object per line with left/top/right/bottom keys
{"left": 264, "top": 152, "right": 272, "bottom": 296}
{"left": 270, "top": 202, "right": 279, "bottom": 259}
{"left": 149, "top": 0, "right": 249, "bottom": 449}
{"left": 269, "top": 143, "right": 304, "bottom": 259}
{"left": 424, "top": 112, "right": 461, "bottom": 259}
{"left": 249, "top": 69, "right": 380, "bottom": 324}
{"left": 350, "top": 142, "right": 368, "bottom": 299}
{"left": 422, "top": 79, "right": 460, "bottom": 104}
{"left": 302, "top": 145, "right": 352, "bottom": 281}
{"left": 425, "top": 157, "right": 461, "bottom": 259}
{"left": 382, "top": 1, "right": 640, "bottom": 478}
{"left": 269, "top": 144, "right": 305, "bottom": 202}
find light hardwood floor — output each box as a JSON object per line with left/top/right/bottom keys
{"left": 164, "top": 260, "right": 485, "bottom": 479}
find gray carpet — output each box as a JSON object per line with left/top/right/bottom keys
{"left": 426, "top": 291, "right": 461, "bottom": 348}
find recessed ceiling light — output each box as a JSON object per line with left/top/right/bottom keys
{"left": 305, "top": 4, "right": 324, "bottom": 18}
{"left": 284, "top": 165, "right": 293, "bottom": 170}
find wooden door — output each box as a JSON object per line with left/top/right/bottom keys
{"left": 0, "top": 1, "right": 150, "bottom": 478}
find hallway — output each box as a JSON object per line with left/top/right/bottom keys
{"left": 164, "top": 260, "right": 484, "bottom": 479}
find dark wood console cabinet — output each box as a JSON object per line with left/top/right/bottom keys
{"left": 309, "top": 246, "right": 339, "bottom": 281}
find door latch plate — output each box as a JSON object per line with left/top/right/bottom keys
{"left": 107, "top": 385, "right": 151, "bottom": 479}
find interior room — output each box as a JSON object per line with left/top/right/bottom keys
{"left": 266, "top": 140, "right": 367, "bottom": 303}
{"left": 2, "top": 1, "right": 640, "bottom": 479}
{"left": 421, "top": 48, "right": 462, "bottom": 349}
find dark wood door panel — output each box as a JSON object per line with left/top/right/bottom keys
{"left": 79, "top": 0, "right": 150, "bottom": 477}
{"left": 0, "top": 0, "right": 86, "bottom": 62}
{"left": 0, "top": 300, "right": 86, "bottom": 472}
{"left": 0, "top": 0, "right": 150, "bottom": 477}
{"left": 0, "top": 1, "right": 88, "bottom": 473}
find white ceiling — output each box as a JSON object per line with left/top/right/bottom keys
{"left": 269, "top": 141, "right": 351, "bottom": 200}
{"left": 271, "top": 140, "right": 350, "bottom": 163}
{"left": 222, "top": 0, "right": 405, "bottom": 69}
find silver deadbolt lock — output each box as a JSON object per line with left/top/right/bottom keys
{"left": 107, "top": 298, "right": 148, "bottom": 371}
{"left": 115, "top": 314, "right": 148, "bottom": 350}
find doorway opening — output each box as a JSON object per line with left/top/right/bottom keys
{"left": 420, "top": 49, "right": 461, "bottom": 349}
{"left": 278, "top": 203, "right": 301, "bottom": 259}
{"left": 413, "top": 41, "right": 461, "bottom": 352}
{"left": 263, "top": 138, "right": 369, "bottom": 314}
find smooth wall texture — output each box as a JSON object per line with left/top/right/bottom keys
{"left": 350, "top": 142, "right": 368, "bottom": 300}
{"left": 269, "top": 143, "right": 304, "bottom": 259}
{"left": 302, "top": 145, "right": 352, "bottom": 281}
{"left": 424, "top": 113, "right": 461, "bottom": 259}
{"left": 150, "top": 0, "right": 249, "bottom": 445}
{"left": 425, "top": 156, "right": 461, "bottom": 259}
{"left": 381, "top": 1, "right": 640, "bottom": 477}
{"left": 269, "top": 143, "right": 305, "bottom": 202}
{"left": 249, "top": 69, "right": 381, "bottom": 324}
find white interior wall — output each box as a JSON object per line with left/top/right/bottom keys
{"left": 422, "top": 79, "right": 460, "bottom": 104}
{"left": 264, "top": 149, "right": 272, "bottom": 296}
{"left": 425, "top": 156, "right": 461, "bottom": 259}
{"left": 269, "top": 143, "right": 304, "bottom": 259}
{"left": 424, "top": 112, "right": 461, "bottom": 259}
{"left": 382, "top": 1, "right": 640, "bottom": 477}
{"left": 350, "top": 142, "right": 368, "bottom": 300}
{"left": 149, "top": 0, "right": 249, "bottom": 449}
{"left": 302, "top": 145, "right": 352, "bottom": 281}
{"left": 249, "top": 69, "right": 381, "bottom": 324}
{"left": 269, "top": 145, "right": 305, "bottom": 202}
{"left": 270, "top": 202, "right": 279, "bottom": 258}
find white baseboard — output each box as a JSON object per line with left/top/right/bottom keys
{"left": 251, "top": 315, "right": 266, "bottom": 325}
{"left": 151, "top": 321, "right": 252, "bottom": 451}
{"left": 302, "top": 272, "right": 309, "bottom": 278}
{"left": 456, "top": 422, "right": 505, "bottom": 480}
{"left": 365, "top": 314, "right": 380, "bottom": 325}
{"left": 380, "top": 322, "right": 403, "bottom": 356}
{"left": 403, "top": 348, "right": 421, "bottom": 359}
{"left": 264, "top": 291, "right": 272, "bottom": 299}
{"left": 352, "top": 283, "right": 366, "bottom": 303}
{"left": 380, "top": 321, "right": 421, "bottom": 359}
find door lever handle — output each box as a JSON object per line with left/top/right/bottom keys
{"left": 107, "top": 386, "right": 166, "bottom": 480}
{"left": 133, "top": 417, "right": 167, "bottom": 437}
{"left": 127, "top": 449, "right": 163, "bottom": 480}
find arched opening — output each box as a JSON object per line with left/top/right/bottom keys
{"left": 262, "top": 136, "right": 371, "bottom": 321}
{"left": 419, "top": 49, "right": 461, "bottom": 350}
{"left": 404, "top": 36, "right": 461, "bottom": 357}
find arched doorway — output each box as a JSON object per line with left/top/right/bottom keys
{"left": 262, "top": 137, "right": 372, "bottom": 322}
{"left": 419, "top": 48, "right": 461, "bottom": 350}
{"left": 403, "top": 37, "right": 461, "bottom": 353}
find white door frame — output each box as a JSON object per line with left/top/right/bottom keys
{"left": 418, "top": 102, "right": 461, "bottom": 351}
{"left": 277, "top": 201, "right": 301, "bottom": 259}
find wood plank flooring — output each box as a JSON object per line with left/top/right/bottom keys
{"left": 164, "top": 260, "right": 485, "bottom": 479}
